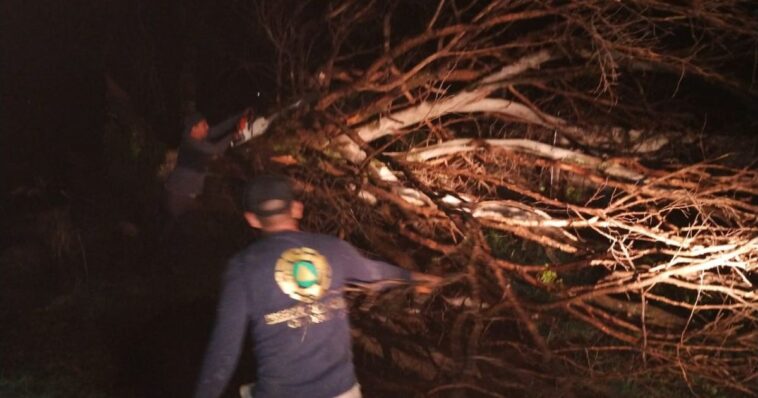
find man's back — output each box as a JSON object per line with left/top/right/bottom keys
{"left": 195, "top": 230, "right": 410, "bottom": 398}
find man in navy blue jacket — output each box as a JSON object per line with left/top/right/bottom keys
{"left": 164, "top": 111, "right": 248, "bottom": 218}
{"left": 194, "top": 175, "right": 439, "bottom": 398}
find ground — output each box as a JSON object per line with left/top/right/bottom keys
{"left": 0, "top": 170, "right": 258, "bottom": 398}
{"left": 0, "top": 171, "right": 427, "bottom": 398}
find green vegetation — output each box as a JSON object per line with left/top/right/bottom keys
{"left": 485, "top": 230, "right": 553, "bottom": 265}
{"left": 537, "top": 268, "right": 559, "bottom": 286}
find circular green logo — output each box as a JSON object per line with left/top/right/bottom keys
{"left": 293, "top": 260, "right": 318, "bottom": 288}
{"left": 275, "top": 247, "right": 332, "bottom": 302}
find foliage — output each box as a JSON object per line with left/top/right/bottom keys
{"left": 248, "top": 0, "right": 758, "bottom": 395}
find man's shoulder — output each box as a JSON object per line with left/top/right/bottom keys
{"left": 302, "top": 232, "right": 355, "bottom": 254}
{"left": 230, "top": 231, "right": 343, "bottom": 258}
{"left": 229, "top": 238, "right": 270, "bottom": 263}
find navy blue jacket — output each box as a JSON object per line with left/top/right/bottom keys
{"left": 165, "top": 113, "right": 241, "bottom": 197}
{"left": 194, "top": 230, "right": 411, "bottom": 398}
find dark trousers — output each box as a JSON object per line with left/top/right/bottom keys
{"left": 163, "top": 190, "right": 199, "bottom": 219}
{"left": 156, "top": 190, "right": 201, "bottom": 270}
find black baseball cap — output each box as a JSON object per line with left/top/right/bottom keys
{"left": 243, "top": 175, "right": 295, "bottom": 217}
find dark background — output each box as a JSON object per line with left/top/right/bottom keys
{"left": 1, "top": 0, "right": 274, "bottom": 194}
{"left": 1, "top": 2, "right": 269, "bottom": 396}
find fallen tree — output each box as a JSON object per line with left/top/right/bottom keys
{"left": 233, "top": 0, "right": 758, "bottom": 396}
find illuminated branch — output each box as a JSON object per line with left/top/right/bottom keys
{"left": 249, "top": 0, "right": 758, "bottom": 395}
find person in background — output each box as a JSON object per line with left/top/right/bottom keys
{"left": 194, "top": 174, "right": 440, "bottom": 398}
{"left": 163, "top": 110, "right": 250, "bottom": 218}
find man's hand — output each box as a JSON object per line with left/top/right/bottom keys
{"left": 410, "top": 272, "right": 442, "bottom": 294}
{"left": 237, "top": 110, "right": 252, "bottom": 133}
{"left": 231, "top": 108, "right": 257, "bottom": 147}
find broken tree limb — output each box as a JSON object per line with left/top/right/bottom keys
{"left": 249, "top": 1, "right": 758, "bottom": 395}
{"left": 403, "top": 138, "right": 645, "bottom": 181}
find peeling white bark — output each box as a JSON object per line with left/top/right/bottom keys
{"left": 405, "top": 138, "right": 645, "bottom": 181}
{"left": 479, "top": 50, "right": 553, "bottom": 85}
{"left": 324, "top": 51, "right": 679, "bottom": 223}
{"left": 329, "top": 47, "right": 686, "bottom": 167}
{"left": 334, "top": 51, "right": 557, "bottom": 163}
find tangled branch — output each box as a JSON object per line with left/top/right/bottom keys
{"left": 242, "top": 0, "right": 758, "bottom": 395}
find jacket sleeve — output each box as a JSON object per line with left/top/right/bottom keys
{"left": 194, "top": 263, "right": 249, "bottom": 398}
{"left": 339, "top": 241, "right": 412, "bottom": 282}
{"left": 189, "top": 133, "right": 235, "bottom": 155}
{"left": 207, "top": 111, "right": 244, "bottom": 140}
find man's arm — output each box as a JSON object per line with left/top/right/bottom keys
{"left": 194, "top": 265, "right": 249, "bottom": 398}
{"left": 340, "top": 242, "right": 410, "bottom": 282}
{"left": 189, "top": 109, "right": 250, "bottom": 155}
{"left": 408, "top": 271, "right": 442, "bottom": 294}
{"left": 207, "top": 110, "right": 247, "bottom": 140}
{"left": 340, "top": 241, "right": 441, "bottom": 289}
{"left": 190, "top": 133, "right": 235, "bottom": 155}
